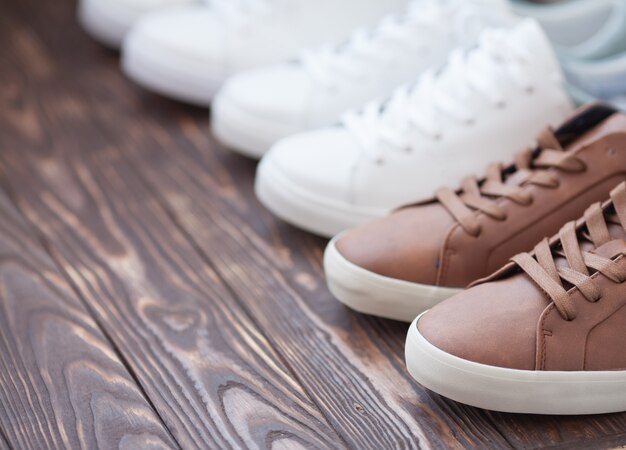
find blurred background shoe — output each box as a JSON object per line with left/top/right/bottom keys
{"left": 120, "top": 0, "right": 408, "bottom": 106}
{"left": 78, "top": 0, "right": 196, "bottom": 48}
{"left": 211, "top": 0, "right": 516, "bottom": 158}
{"left": 512, "top": 0, "right": 626, "bottom": 59}
{"left": 255, "top": 19, "right": 574, "bottom": 237}
{"left": 562, "top": 52, "right": 626, "bottom": 111}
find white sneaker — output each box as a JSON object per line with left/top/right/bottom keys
{"left": 212, "top": 0, "right": 515, "bottom": 158}
{"left": 255, "top": 19, "right": 575, "bottom": 237}
{"left": 121, "top": 0, "right": 407, "bottom": 106}
{"left": 78, "top": 0, "right": 195, "bottom": 48}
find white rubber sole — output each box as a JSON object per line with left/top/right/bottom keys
{"left": 324, "top": 239, "right": 462, "bottom": 321}
{"left": 255, "top": 157, "right": 386, "bottom": 237}
{"left": 122, "top": 33, "right": 221, "bottom": 106}
{"left": 78, "top": 0, "right": 133, "bottom": 48}
{"left": 406, "top": 313, "right": 626, "bottom": 415}
{"left": 212, "top": 94, "right": 304, "bottom": 159}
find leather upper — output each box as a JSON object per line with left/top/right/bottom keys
{"left": 337, "top": 104, "right": 626, "bottom": 288}
{"left": 418, "top": 194, "right": 626, "bottom": 372}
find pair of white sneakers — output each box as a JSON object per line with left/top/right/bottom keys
{"left": 79, "top": 0, "right": 408, "bottom": 103}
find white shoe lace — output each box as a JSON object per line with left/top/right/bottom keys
{"left": 300, "top": 0, "right": 450, "bottom": 88}
{"left": 342, "top": 27, "right": 536, "bottom": 163}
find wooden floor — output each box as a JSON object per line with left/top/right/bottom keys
{"left": 1, "top": 1, "right": 626, "bottom": 449}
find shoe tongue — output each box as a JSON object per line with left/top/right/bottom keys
{"left": 506, "top": 19, "right": 563, "bottom": 77}
{"left": 503, "top": 106, "right": 623, "bottom": 189}
{"left": 560, "top": 108, "right": 626, "bottom": 153}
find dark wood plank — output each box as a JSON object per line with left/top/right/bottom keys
{"left": 0, "top": 127, "right": 341, "bottom": 448}
{"left": 0, "top": 429, "right": 10, "bottom": 450}
{"left": 487, "top": 412, "right": 626, "bottom": 449}
{"left": 0, "top": 128, "right": 341, "bottom": 447}
{"left": 0, "top": 188, "right": 176, "bottom": 449}
{"left": 544, "top": 432, "right": 626, "bottom": 450}
{"left": 0, "top": 6, "right": 344, "bottom": 448}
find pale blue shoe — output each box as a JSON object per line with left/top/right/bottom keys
{"left": 512, "top": 0, "right": 626, "bottom": 109}
{"left": 562, "top": 52, "right": 626, "bottom": 110}
{"left": 512, "top": 0, "right": 626, "bottom": 59}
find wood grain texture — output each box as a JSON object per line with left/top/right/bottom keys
{"left": 0, "top": 187, "right": 176, "bottom": 449}
{"left": 0, "top": 4, "right": 342, "bottom": 448}
{"left": 0, "top": 118, "right": 340, "bottom": 448}
{"left": 0, "top": 429, "right": 10, "bottom": 450}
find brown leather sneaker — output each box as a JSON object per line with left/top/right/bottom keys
{"left": 406, "top": 182, "right": 626, "bottom": 415}
{"left": 324, "top": 103, "right": 626, "bottom": 321}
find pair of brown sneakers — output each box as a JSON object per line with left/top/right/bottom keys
{"left": 324, "top": 103, "right": 626, "bottom": 414}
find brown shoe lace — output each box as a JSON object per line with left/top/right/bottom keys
{"left": 512, "top": 182, "right": 626, "bottom": 321}
{"left": 435, "top": 128, "right": 587, "bottom": 237}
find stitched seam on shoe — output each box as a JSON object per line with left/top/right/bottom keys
{"left": 437, "top": 224, "right": 460, "bottom": 286}
{"left": 538, "top": 304, "right": 555, "bottom": 371}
